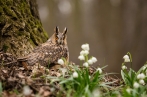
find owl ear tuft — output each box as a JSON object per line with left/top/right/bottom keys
{"left": 63, "top": 27, "right": 67, "bottom": 35}
{"left": 54, "top": 26, "right": 59, "bottom": 34}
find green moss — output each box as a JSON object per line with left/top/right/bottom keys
{"left": 30, "top": 33, "right": 38, "bottom": 45}
{"left": 0, "top": 0, "right": 49, "bottom": 56}
{"left": 42, "top": 30, "right": 48, "bottom": 39}
{"left": 0, "top": 0, "right": 4, "bottom": 5}
{"left": 6, "top": 0, "right": 13, "bottom": 5}
{"left": 17, "top": 31, "right": 24, "bottom": 36}
{"left": 0, "top": 6, "right": 3, "bottom": 14}
{"left": 3, "top": 6, "right": 17, "bottom": 18}
{"left": 0, "top": 15, "right": 6, "bottom": 25}
{"left": 29, "top": 39, "right": 35, "bottom": 47}
{"left": 29, "top": 20, "right": 35, "bottom": 26}
{"left": 40, "top": 30, "right": 48, "bottom": 42}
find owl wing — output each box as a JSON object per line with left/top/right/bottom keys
{"left": 18, "top": 42, "right": 68, "bottom": 66}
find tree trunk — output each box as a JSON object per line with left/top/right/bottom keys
{"left": 0, "top": 0, "right": 48, "bottom": 57}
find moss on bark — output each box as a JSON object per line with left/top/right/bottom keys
{"left": 0, "top": 0, "right": 48, "bottom": 57}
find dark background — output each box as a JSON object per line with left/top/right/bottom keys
{"left": 37, "top": 0, "right": 147, "bottom": 74}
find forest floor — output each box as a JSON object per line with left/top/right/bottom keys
{"left": 0, "top": 44, "right": 147, "bottom": 97}
{"left": 0, "top": 63, "right": 121, "bottom": 97}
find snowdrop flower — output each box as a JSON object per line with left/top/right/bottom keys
{"left": 139, "top": 79, "right": 145, "bottom": 85}
{"left": 80, "top": 50, "right": 85, "bottom": 55}
{"left": 133, "top": 82, "right": 139, "bottom": 88}
{"left": 97, "top": 68, "right": 102, "bottom": 74}
{"left": 73, "top": 72, "right": 78, "bottom": 78}
{"left": 83, "top": 50, "right": 89, "bottom": 55}
{"left": 123, "top": 55, "right": 129, "bottom": 59}
{"left": 140, "top": 73, "right": 145, "bottom": 79}
{"left": 81, "top": 44, "right": 89, "bottom": 51}
{"left": 23, "top": 86, "right": 32, "bottom": 96}
{"left": 60, "top": 68, "right": 67, "bottom": 76}
{"left": 137, "top": 73, "right": 145, "bottom": 79}
{"left": 126, "top": 88, "right": 131, "bottom": 94}
{"left": 57, "top": 59, "right": 64, "bottom": 65}
{"left": 91, "top": 57, "right": 97, "bottom": 63}
{"left": 88, "top": 59, "right": 93, "bottom": 65}
{"left": 83, "top": 62, "right": 89, "bottom": 67}
{"left": 92, "top": 88, "right": 101, "bottom": 97}
{"left": 122, "top": 65, "right": 127, "bottom": 70}
{"left": 80, "top": 50, "right": 89, "bottom": 56}
{"left": 123, "top": 55, "right": 130, "bottom": 62}
{"left": 137, "top": 74, "right": 141, "bottom": 79}
{"left": 78, "top": 55, "right": 85, "bottom": 60}
{"left": 124, "top": 58, "right": 130, "bottom": 62}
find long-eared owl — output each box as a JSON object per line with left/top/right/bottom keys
{"left": 18, "top": 26, "right": 69, "bottom": 66}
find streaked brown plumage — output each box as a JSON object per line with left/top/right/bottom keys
{"left": 18, "top": 26, "right": 69, "bottom": 66}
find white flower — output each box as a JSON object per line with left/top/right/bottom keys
{"left": 80, "top": 50, "right": 85, "bottom": 55}
{"left": 84, "top": 50, "right": 89, "bottom": 55}
{"left": 83, "top": 62, "right": 89, "bottom": 67}
{"left": 73, "top": 72, "right": 78, "bottom": 78}
{"left": 137, "top": 73, "right": 145, "bottom": 79}
{"left": 140, "top": 73, "right": 145, "bottom": 79}
{"left": 91, "top": 57, "right": 97, "bottom": 63}
{"left": 126, "top": 88, "right": 131, "bottom": 94}
{"left": 137, "top": 74, "right": 141, "bottom": 79}
{"left": 123, "top": 55, "right": 130, "bottom": 62}
{"left": 97, "top": 68, "right": 102, "bottom": 74}
{"left": 81, "top": 44, "right": 89, "bottom": 51}
{"left": 92, "top": 88, "right": 101, "bottom": 97}
{"left": 123, "top": 55, "right": 129, "bottom": 59}
{"left": 23, "top": 86, "right": 32, "bottom": 96}
{"left": 80, "top": 50, "right": 89, "bottom": 56}
{"left": 139, "top": 79, "right": 145, "bottom": 85}
{"left": 78, "top": 55, "right": 85, "bottom": 60}
{"left": 60, "top": 68, "right": 67, "bottom": 76}
{"left": 57, "top": 59, "right": 64, "bottom": 65}
{"left": 124, "top": 58, "right": 130, "bottom": 62}
{"left": 122, "top": 65, "right": 127, "bottom": 70}
{"left": 133, "top": 82, "right": 139, "bottom": 88}
{"left": 88, "top": 59, "right": 93, "bottom": 65}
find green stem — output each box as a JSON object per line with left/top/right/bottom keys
{"left": 85, "top": 55, "right": 88, "bottom": 62}
{"left": 127, "top": 52, "right": 132, "bottom": 68}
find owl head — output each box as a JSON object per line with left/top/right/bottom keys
{"left": 54, "top": 26, "right": 67, "bottom": 45}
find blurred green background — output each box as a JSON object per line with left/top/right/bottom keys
{"left": 37, "top": 0, "right": 147, "bottom": 74}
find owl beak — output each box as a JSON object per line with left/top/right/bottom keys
{"left": 58, "top": 39, "right": 63, "bottom": 45}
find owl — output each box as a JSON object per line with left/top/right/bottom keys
{"left": 18, "top": 26, "right": 69, "bottom": 67}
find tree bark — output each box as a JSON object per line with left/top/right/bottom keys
{"left": 0, "top": 0, "right": 48, "bottom": 57}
